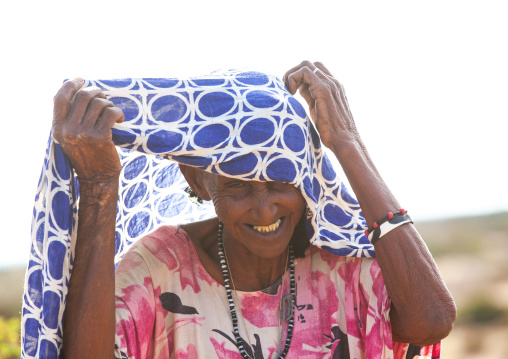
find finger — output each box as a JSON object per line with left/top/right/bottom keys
{"left": 286, "top": 66, "right": 320, "bottom": 96}
{"left": 283, "top": 60, "right": 318, "bottom": 90}
{"left": 53, "top": 78, "right": 85, "bottom": 123}
{"left": 313, "top": 62, "right": 344, "bottom": 92}
{"left": 314, "top": 62, "right": 333, "bottom": 77}
{"left": 298, "top": 83, "right": 314, "bottom": 106}
{"left": 67, "top": 87, "right": 105, "bottom": 126}
{"left": 81, "top": 97, "right": 115, "bottom": 129}
{"left": 96, "top": 107, "right": 125, "bottom": 132}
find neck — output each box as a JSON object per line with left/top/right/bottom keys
{"left": 223, "top": 230, "right": 289, "bottom": 292}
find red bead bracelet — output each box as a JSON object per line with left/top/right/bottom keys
{"left": 365, "top": 209, "right": 407, "bottom": 236}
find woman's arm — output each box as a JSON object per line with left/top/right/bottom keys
{"left": 284, "top": 61, "right": 456, "bottom": 346}
{"left": 52, "top": 79, "right": 124, "bottom": 358}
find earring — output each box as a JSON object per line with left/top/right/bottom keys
{"left": 185, "top": 186, "right": 204, "bottom": 205}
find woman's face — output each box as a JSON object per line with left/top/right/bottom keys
{"left": 199, "top": 172, "right": 306, "bottom": 259}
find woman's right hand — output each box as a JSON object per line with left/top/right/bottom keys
{"left": 52, "top": 78, "right": 124, "bottom": 181}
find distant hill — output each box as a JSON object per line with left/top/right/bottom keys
{"left": 416, "top": 211, "right": 508, "bottom": 257}
{"left": 0, "top": 266, "right": 25, "bottom": 318}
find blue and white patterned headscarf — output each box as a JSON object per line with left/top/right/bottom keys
{"left": 22, "top": 70, "right": 373, "bottom": 358}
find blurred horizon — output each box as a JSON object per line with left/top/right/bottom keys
{"left": 2, "top": 208, "right": 506, "bottom": 270}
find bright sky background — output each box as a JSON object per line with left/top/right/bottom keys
{"left": 1, "top": 0, "right": 507, "bottom": 268}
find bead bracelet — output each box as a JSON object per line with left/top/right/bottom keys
{"left": 368, "top": 213, "right": 413, "bottom": 244}
{"left": 364, "top": 209, "right": 408, "bottom": 236}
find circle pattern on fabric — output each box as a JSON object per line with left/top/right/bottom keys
{"left": 155, "top": 164, "right": 181, "bottom": 188}
{"left": 157, "top": 194, "right": 188, "bottom": 218}
{"left": 48, "top": 241, "right": 66, "bottom": 280}
{"left": 42, "top": 291, "right": 60, "bottom": 329}
{"left": 320, "top": 155, "right": 336, "bottom": 182}
{"left": 219, "top": 153, "right": 258, "bottom": 176}
{"left": 100, "top": 79, "right": 133, "bottom": 88}
{"left": 324, "top": 203, "right": 351, "bottom": 227}
{"left": 198, "top": 92, "right": 235, "bottom": 118}
{"left": 124, "top": 182, "right": 148, "bottom": 209}
{"left": 283, "top": 124, "right": 306, "bottom": 153}
{"left": 236, "top": 71, "right": 270, "bottom": 85}
{"left": 40, "top": 339, "right": 58, "bottom": 358}
{"left": 266, "top": 158, "right": 296, "bottom": 183}
{"left": 112, "top": 129, "right": 137, "bottom": 145}
{"left": 53, "top": 145, "right": 70, "bottom": 180}
{"left": 51, "top": 192, "right": 70, "bottom": 231}
{"left": 194, "top": 124, "right": 231, "bottom": 148}
{"left": 143, "top": 78, "right": 179, "bottom": 88}
{"left": 123, "top": 155, "right": 148, "bottom": 180}
{"left": 240, "top": 118, "right": 275, "bottom": 145}
{"left": 192, "top": 78, "right": 227, "bottom": 86}
{"left": 127, "top": 211, "right": 151, "bottom": 238}
{"left": 24, "top": 318, "right": 40, "bottom": 356}
{"left": 27, "top": 270, "right": 43, "bottom": 307}
{"left": 246, "top": 90, "right": 280, "bottom": 108}
{"left": 151, "top": 95, "right": 187, "bottom": 123}
{"left": 288, "top": 97, "right": 307, "bottom": 119}
{"left": 146, "top": 130, "right": 183, "bottom": 154}
{"left": 109, "top": 97, "right": 140, "bottom": 122}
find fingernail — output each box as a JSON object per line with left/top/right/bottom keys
{"left": 73, "top": 77, "right": 84, "bottom": 83}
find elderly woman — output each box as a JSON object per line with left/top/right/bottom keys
{"left": 51, "top": 61, "right": 455, "bottom": 358}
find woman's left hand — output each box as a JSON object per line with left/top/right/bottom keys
{"left": 284, "top": 61, "right": 456, "bottom": 346}
{"left": 283, "top": 61, "right": 359, "bottom": 152}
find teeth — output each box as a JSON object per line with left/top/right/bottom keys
{"left": 253, "top": 219, "right": 282, "bottom": 233}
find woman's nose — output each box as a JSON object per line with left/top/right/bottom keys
{"left": 248, "top": 184, "right": 279, "bottom": 222}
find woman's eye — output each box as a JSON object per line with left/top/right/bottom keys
{"left": 225, "top": 182, "right": 244, "bottom": 189}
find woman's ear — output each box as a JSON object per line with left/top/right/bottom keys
{"left": 178, "top": 164, "right": 212, "bottom": 201}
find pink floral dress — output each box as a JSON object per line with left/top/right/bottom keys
{"left": 114, "top": 226, "right": 440, "bottom": 359}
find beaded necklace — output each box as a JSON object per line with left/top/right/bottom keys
{"left": 217, "top": 221, "right": 296, "bottom": 359}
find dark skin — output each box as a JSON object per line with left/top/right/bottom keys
{"left": 179, "top": 169, "right": 306, "bottom": 291}
{"left": 57, "top": 62, "right": 456, "bottom": 359}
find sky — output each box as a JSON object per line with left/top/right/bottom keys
{"left": 0, "top": 0, "right": 507, "bottom": 268}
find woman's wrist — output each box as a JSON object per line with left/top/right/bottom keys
{"left": 329, "top": 137, "right": 401, "bottom": 222}
{"left": 329, "top": 135, "right": 370, "bottom": 168}
{"left": 78, "top": 177, "right": 119, "bottom": 207}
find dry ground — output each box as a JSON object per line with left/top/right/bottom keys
{"left": 417, "top": 212, "right": 508, "bottom": 358}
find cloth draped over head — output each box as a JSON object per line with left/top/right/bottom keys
{"left": 22, "top": 70, "right": 374, "bottom": 358}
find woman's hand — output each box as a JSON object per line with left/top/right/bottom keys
{"left": 52, "top": 78, "right": 124, "bottom": 181}
{"left": 283, "top": 61, "right": 359, "bottom": 153}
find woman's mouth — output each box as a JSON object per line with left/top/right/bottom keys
{"left": 252, "top": 218, "right": 282, "bottom": 233}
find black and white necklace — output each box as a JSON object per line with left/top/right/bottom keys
{"left": 217, "top": 221, "right": 296, "bottom": 359}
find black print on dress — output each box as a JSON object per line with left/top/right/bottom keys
{"left": 114, "top": 344, "right": 129, "bottom": 359}
{"left": 159, "top": 292, "right": 199, "bottom": 315}
{"left": 405, "top": 344, "right": 423, "bottom": 358}
{"left": 294, "top": 284, "right": 313, "bottom": 324}
{"left": 324, "top": 325, "right": 350, "bottom": 359}
{"left": 213, "top": 329, "right": 264, "bottom": 359}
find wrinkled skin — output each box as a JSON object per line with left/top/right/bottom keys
{"left": 52, "top": 80, "right": 124, "bottom": 180}
{"left": 58, "top": 63, "right": 456, "bottom": 359}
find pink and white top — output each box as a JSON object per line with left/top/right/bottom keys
{"left": 114, "top": 226, "right": 440, "bottom": 359}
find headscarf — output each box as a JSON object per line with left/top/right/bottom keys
{"left": 22, "top": 70, "right": 373, "bottom": 358}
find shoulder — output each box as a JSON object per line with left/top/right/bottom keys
{"left": 116, "top": 225, "right": 194, "bottom": 274}
{"left": 305, "top": 245, "right": 382, "bottom": 285}
{"left": 136, "top": 225, "right": 192, "bottom": 253}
